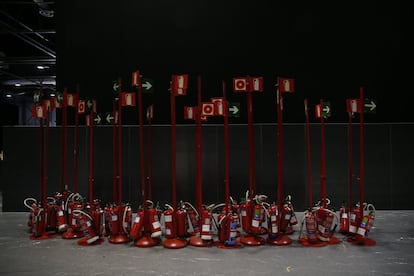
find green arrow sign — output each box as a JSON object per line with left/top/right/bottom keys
{"left": 105, "top": 112, "right": 115, "bottom": 124}
{"left": 322, "top": 101, "right": 331, "bottom": 117}
{"left": 228, "top": 102, "right": 240, "bottom": 117}
{"left": 141, "top": 78, "right": 154, "bottom": 93}
{"left": 94, "top": 113, "right": 102, "bottom": 125}
{"left": 363, "top": 98, "right": 377, "bottom": 114}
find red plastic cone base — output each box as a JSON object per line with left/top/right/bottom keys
{"left": 189, "top": 235, "right": 213, "bottom": 247}
{"left": 214, "top": 240, "right": 242, "bottom": 249}
{"left": 77, "top": 237, "right": 105, "bottom": 246}
{"left": 266, "top": 234, "right": 292, "bottom": 246}
{"left": 108, "top": 233, "right": 131, "bottom": 244}
{"left": 240, "top": 234, "right": 266, "bottom": 246}
{"left": 62, "top": 228, "right": 83, "bottom": 239}
{"left": 162, "top": 237, "right": 188, "bottom": 249}
{"left": 29, "top": 231, "right": 57, "bottom": 240}
{"left": 298, "top": 237, "right": 327, "bottom": 247}
{"left": 347, "top": 236, "right": 377, "bottom": 246}
{"left": 134, "top": 235, "right": 160, "bottom": 247}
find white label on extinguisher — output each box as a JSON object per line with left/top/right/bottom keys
{"left": 284, "top": 213, "right": 291, "bottom": 220}
{"left": 272, "top": 225, "right": 278, "bottom": 233}
{"left": 357, "top": 227, "right": 366, "bottom": 236}
{"left": 164, "top": 214, "right": 172, "bottom": 222}
{"left": 68, "top": 208, "right": 72, "bottom": 214}
{"left": 152, "top": 221, "right": 161, "bottom": 229}
{"left": 72, "top": 218, "right": 77, "bottom": 225}
{"left": 202, "top": 224, "right": 211, "bottom": 232}
{"left": 134, "top": 216, "right": 140, "bottom": 223}
{"left": 252, "top": 220, "right": 259, "bottom": 228}
{"left": 350, "top": 213, "right": 356, "bottom": 222}
{"left": 166, "top": 228, "right": 171, "bottom": 235}
{"left": 112, "top": 215, "right": 118, "bottom": 221}
{"left": 87, "top": 221, "right": 92, "bottom": 227}
{"left": 230, "top": 231, "right": 237, "bottom": 238}
{"left": 241, "top": 210, "right": 246, "bottom": 216}
{"left": 318, "top": 224, "right": 327, "bottom": 233}
{"left": 349, "top": 225, "right": 357, "bottom": 233}
{"left": 342, "top": 213, "right": 348, "bottom": 218}
{"left": 271, "top": 215, "right": 277, "bottom": 222}
{"left": 58, "top": 210, "right": 64, "bottom": 216}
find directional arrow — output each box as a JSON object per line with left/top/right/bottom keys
{"left": 94, "top": 113, "right": 101, "bottom": 124}
{"left": 228, "top": 102, "right": 240, "bottom": 117}
{"left": 141, "top": 78, "right": 154, "bottom": 93}
{"left": 112, "top": 81, "right": 119, "bottom": 92}
{"left": 322, "top": 101, "right": 331, "bottom": 117}
{"left": 364, "top": 98, "right": 377, "bottom": 113}
{"left": 105, "top": 112, "right": 114, "bottom": 124}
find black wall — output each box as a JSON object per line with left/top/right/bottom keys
{"left": 2, "top": 123, "right": 414, "bottom": 211}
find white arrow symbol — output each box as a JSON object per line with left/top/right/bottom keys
{"left": 142, "top": 81, "right": 152, "bottom": 90}
{"left": 323, "top": 105, "right": 330, "bottom": 114}
{"left": 113, "top": 82, "right": 119, "bottom": 91}
{"left": 106, "top": 113, "right": 114, "bottom": 123}
{"left": 365, "top": 101, "right": 376, "bottom": 111}
{"left": 229, "top": 105, "right": 239, "bottom": 114}
{"left": 94, "top": 114, "right": 101, "bottom": 124}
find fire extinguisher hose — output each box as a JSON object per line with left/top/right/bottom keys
{"left": 24, "top": 198, "right": 37, "bottom": 211}
{"left": 72, "top": 209, "right": 93, "bottom": 221}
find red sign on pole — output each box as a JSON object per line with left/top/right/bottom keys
{"left": 250, "top": 77, "right": 264, "bottom": 92}
{"left": 32, "top": 104, "right": 46, "bottom": 118}
{"left": 201, "top": 102, "right": 215, "bottom": 116}
{"left": 132, "top": 70, "right": 140, "bottom": 87}
{"left": 65, "top": 93, "right": 77, "bottom": 107}
{"left": 233, "top": 77, "right": 248, "bottom": 92}
{"left": 346, "top": 98, "right": 361, "bottom": 113}
{"left": 172, "top": 74, "right": 188, "bottom": 96}
{"left": 184, "top": 106, "right": 197, "bottom": 120}
{"left": 77, "top": 100, "right": 86, "bottom": 114}
{"left": 278, "top": 77, "right": 295, "bottom": 93}
{"left": 120, "top": 92, "right": 136, "bottom": 106}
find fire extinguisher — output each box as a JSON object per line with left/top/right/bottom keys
{"left": 239, "top": 200, "right": 251, "bottom": 233}
{"left": 285, "top": 195, "right": 298, "bottom": 227}
{"left": 146, "top": 200, "right": 162, "bottom": 238}
{"left": 24, "top": 197, "right": 38, "bottom": 229}
{"left": 349, "top": 203, "right": 362, "bottom": 234}
{"left": 280, "top": 202, "right": 292, "bottom": 233}
{"left": 108, "top": 204, "right": 120, "bottom": 235}
{"left": 91, "top": 200, "right": 104, "bottom": 236}
{"left": 304, "top": 209, "right": 319, "bottom": 243}
{"left": 339, "top": 202, "right": 349, "bottom": 234}
{"left": 73, "top": 209, "right": 99, "bottom": 244}
{"left": 184, "top": 201, "right": 199, "bottom": 235}
{"left": 56, "top": 201, "right": 68, "bottom": 232}
{"left": 176, "top": 204, "right": 189, "bottom": 237}
{"left": 200, "top": 208, "right": 213, "bottom": 241}
{"left": 316, "top": 207, "right": 337, "bottom": 241}
{"left": 31, "top": 203, "right": 45, "bottom": 238}
{"left": 218, "top": 213, "right": 238, "bottom": 246}
{"left": 250, "top": 200, "right": 264, "bottom": 235}
{"left": 163, "top": 204, "right": 176, "bottom": 239}
{"left": 46, "top": 197, "right": 57, "bottom": 232}
{"left": 355, "top": 203, "right": 376, "bottom": 241}
{"left": 122, "top": 203, "right": 132, "bottom": 235}
{"left": 267, "top": 203, "right": 279, "bottom": 239}
{"left": 130, "top": 207, "right": 144, "bottom": 239}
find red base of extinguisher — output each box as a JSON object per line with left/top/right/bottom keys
{"left": 62, "top": 228, "right": 83, "bottom": 239}
{"left": 266, "top": 234, "right": 292, "bottom": 246}
{"left": 189, "top": 235, "right": 213, "bottom": 247}
{"left": 134, "top": 234, "right": 160, "bottom": 247}
{"left": 283, "top": 226, "right": 294, "bottom": 235}
{"left": 29, "top": 231, "right": 57, "bottom": 240}
{"left": 214, "top": 241, "right": 242, "bottom": 249}
{"left": 240, "top": 234, "right": 266, "bottom": 246}
{"left": 108, "top": 233, "right": 130, "bottom": 244}
{"left": 162, "top": 237, "right": 188, "bottom": 249}
{"left": 347, "top": 236, "right": 377, "bottom": 246}
{"left": 298, "top": 237, "right": 327, "bottom": 247}
{"left": 77, "top": 237, "right": 105, "bottom": 246}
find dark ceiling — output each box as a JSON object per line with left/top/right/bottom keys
{"left": 0, "top": 1, "right": 55, "bottom": 112}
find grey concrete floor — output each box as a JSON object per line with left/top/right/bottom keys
{"left": 0, "top": 210, "right": 413, "bottom": 276}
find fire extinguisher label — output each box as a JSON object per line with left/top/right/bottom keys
{"left": 284, "top": 213, "right": 291, "bottom": 220}
{"left": 357, "top": 227, "right": 366, "bottom": 236}
{"left": 202, "top": 225, "right": 211, "bottom": 232}
{"left": 164, "top": 214, "right": 172, "bottom": 222}
{"left": 58, "top": 211, "right": 64, "bottom": 216}
{"left": 87, "top": 221, "right": 92, "bottom": 227}
{"left": 241, "top": 210, "right": 246, "bottom": 216}
{"left": 166, "top": 228, "right": 171, "bottom": 235}
{"left": 134, "top": 216, "right": 140, "bottom": 223}
{"left": 72, "top": 218, "right": 76, "bottom": 225}
{"left": 342, "top": 213, "right": 348, "bottom": 218}
{"left": 252, "top": 220, "right": 259, "bottom": 227}
{"left": 318, "top": 224, "right": 328, "bottom": 233}
{"left": 112, "top": 215, "right": 118, "bottom": 221}
{"left": 350, "top": 213, "right": 356, "bottom": 221}
{"left": 152, "top": 221, "right": 161, "bottom": 229}
{"left": 272, "top": 225, "right": 278, "bottom": 233}
{"left": 271, "top": 215, "right": 277, "bottom": 222}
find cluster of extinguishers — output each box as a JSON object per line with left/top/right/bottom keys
{"left": 24, "top": 190, "right": 302, "bottom": 246}
{"left": 299, "top": 198, "right": 376, "bottom": 245}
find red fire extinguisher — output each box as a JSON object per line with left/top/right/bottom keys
{"left": 239, "top": 200, "right": 251, "bottom": 234}
{"left": 200, "top": 208, "right": 213, "bottom": 241}
{"left": 305, "top": 209, "right": 319, "bottom": 243}
{"left": 267, "top": 203, "right": 279, "bottom": 239}
{"left": 163, "top": 204, "right": 176, "bottom": 239}
{"left": 108, "top": 204, "right": 120, "bottom": 235}
{"left": 45, "top": 197, "right": 57, "bottom": 232}
{"left": 24, "top": 197, "right": 38, "bottom": 230}
{"left": 349, "top": 204, "right": 362, "bottom": 234}
{"left": 146, "top": 201, "right": 162, "bottom": 238}
{"left": 355, "top": 204, "right": 376, "bottom": 241}
{"left": 176, "top": 206, "right": 188, "bottom": 237}
{"left": 184, "top": 201, "right": 199, "bottom": 235}
{"left": 339, "top": 202, "right": 349, "bottom": 234}
{"left": 251, "top": 201, "right": 264, "bottom": 235}
{"left": 73, "top": 209, "right": 99, "bottom": 244}
{"left": 316, "top": 207, "right": 337, "bottom": 241}
{"left": 130, "top": 208, "right": 144, "bottom": 239}
{"left": 56, "top": 202, "right": 68, "bottom": 232}
{"left": 280, "top": 202, "right": 292, "bottom": 233}
{"left": 31, "top": 203, "right": 45, "bottom": 238}
{"left": 121, "top": 203, "right": 132, "bottom": 235}
{"left": 218, "top": 213, "right": 238, "bottom": 246}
